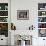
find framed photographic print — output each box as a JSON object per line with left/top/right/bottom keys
{"left": 17, "top": 10, "right": 29, "bottom": 20}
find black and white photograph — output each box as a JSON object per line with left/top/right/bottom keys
{"left": 17, "top": 10, "right": 29, "bottom": 20}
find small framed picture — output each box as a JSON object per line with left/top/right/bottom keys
{"left": 17, "top": 10, "right": 29, "bottom": 20}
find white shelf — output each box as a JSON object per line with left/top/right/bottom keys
{"left": 38, "top": 22, "right": 46, "bottom": 23}
{"left": 38, "top": 16, "right": 46, "bottom": 17}
{"left": 0, "top": 10, "right": 8, "bottom": 11}
{"left": 0, "top": 16, "right": 8, "bottom": 17}
{"left": 38, "top": 28, "right": 46, "bottom": 29}
{"left": 38, "top": 10, "right": 46, "bottom": 11}
{"left": 0, "top": 22, "right": 8, "bottom": 23}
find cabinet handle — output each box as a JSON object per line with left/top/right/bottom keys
{"left": 43, "top": 39, "right": 45, "bottom": 40}
{"left": 1, "top": 39, "right": 3, "bottom": 40}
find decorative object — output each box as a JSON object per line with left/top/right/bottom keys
{"left": 0, "top": 11, "right": 8, "bottom": 16}
{"left": 5, "top": 6, "right": 8, "bottom": 10}
{"left": 38, "top": 3, "right": 46, "bottom": 10}
{"left": 42, "top": 12, "right": 45, "bottom": 15}
{"left": 29, "top": 25, "right": 35, "bottom": 30}
{"left": 17, "top": 10, "right": 29, "bottom": 20}
{"left": 21, "top": 40, "right": 25, "bottom": 46}
{"left": 38, "top": 17, "right": 46, "bottom": 22}
{"left": 0, "top": 17, "right": 8, "bottom": 22}
{"left": 38, "top": 11, "right": 46, "bottom": 16}
{"left": 0, "top": 23, "right": 8, "bottom": 37}
{"left": 39, "top": 29, "right": 46, "bottom": 37}
{"left": 11, "top": 23, "right": 16, "bottom": 30}
{"left": 38, "top": 23, "right": 46, "bottom": 28}
{"left": 0, "top": 3, "right": 8, "bottom": 10}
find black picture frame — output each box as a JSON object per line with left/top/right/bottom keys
{"left": 17, "top": 10, "right": 29, "bottom": 20}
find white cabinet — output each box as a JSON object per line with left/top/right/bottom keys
{"left": 0, "top": 35, "right": 8, "bottom": 45}
{"left": 38, "top": 38, "right": 46, "bottom": 46}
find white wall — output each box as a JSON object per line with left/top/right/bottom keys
{"left": 11, "top": 0, "right": 46, "bottom": 46}
{"left": 11, "top": 0, "right": 46, "bottom": 30}
{"left": 0, "top": 35, "right": 8, "bottom": 45}
{"left": 11, "top": 0, "right": 38, "bottom": 30}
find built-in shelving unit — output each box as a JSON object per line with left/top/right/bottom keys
{"left": 0, "top": 3, "right": 8, "bottom": 37}
{"left": 38, "top": 3, "right": 46, "bottom": 37}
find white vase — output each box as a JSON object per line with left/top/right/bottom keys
{"left": 21, "top": 40, "right": 25, "bottom": 46}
